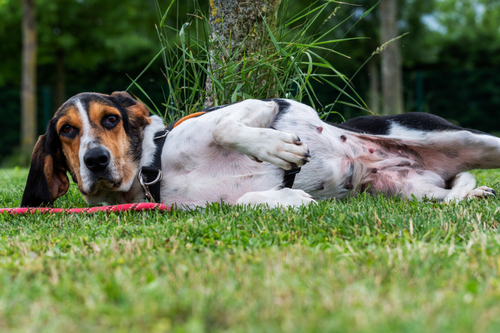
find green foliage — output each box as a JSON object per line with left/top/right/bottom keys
{"left": 1, "top": 168, "right": 500, "bottom": 331}
{"left": 0, "top": 0, "right": 22, "bottom": 87}
{"left": 147, "top": 0, "right": 371, "bottom": 121}
{"left": 408, "top": 68, "right": 500, "bottom": 132}
{"left": 429, "top": 0, "right": 500, "bottom": 69}
{"left": 0, "top": 0, "right": 160, "bottom": 88}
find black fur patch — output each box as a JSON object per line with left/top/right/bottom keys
{"left": 332, "top": 112, "right": 492, "bottom": 136}
{"left": 266, "top": 99, "right": 291, "bottom": 124}
{"left": 106, "top": 94, "right": 144, "bottom": 163}
{"left": 332, "top": 116, "right": 391, "bottom": 135}
{"left": 390, "top": 113, "right": 490, "bottom": 135}
{"left": 21, "top": 118, "right": 68, "bottom": 207}
{"left": 20, "top": 135, "right": 53, "bottom": 207}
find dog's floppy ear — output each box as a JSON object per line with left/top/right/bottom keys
{"left": 110, "top": 91, "right": 151, "bottom": 127}
{"left": 20, "top": 123, "right": 70, "bottom": 207}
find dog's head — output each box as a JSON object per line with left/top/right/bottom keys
{"left": 21, "top": 91, "right": 151, "bottom": 207}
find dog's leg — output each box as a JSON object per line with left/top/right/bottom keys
{"left": 373, "top": 169, "right": 495, "bottom": 202}
{"left": 444, "top": 172, "right": 496, "bottom": 203}
{"left": 236, "top": 188, "right": 316, "bottom": 208}
{"left": 212, "top": 100, "right": 310, "bottom": 170}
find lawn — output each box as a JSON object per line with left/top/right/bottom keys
{"left": 1, "top": 167, "right": 500, "bottom": 332}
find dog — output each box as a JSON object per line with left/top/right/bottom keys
{"left": 21, "top": 91, "right": 498, "bottom": 209}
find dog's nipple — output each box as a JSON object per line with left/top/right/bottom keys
{"left": 344, "top": 182, "right": 354, "bottom": 190}
{"left": 340, "top": 135, "right": 347, "bottom": 142}
{"left": 369, "top": 148, "right": 375, "bottom": 154}
{"left": 317, "top": 126, "right": 323, "bottom": 133}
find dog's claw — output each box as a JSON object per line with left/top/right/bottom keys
{"left": 466, "top": 186, "right": 497, "bottom": 200}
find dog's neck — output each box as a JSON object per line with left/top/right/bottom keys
{"left": 123, "top": 115, "right": 167, "bottom": 203}
{"left": 139, "top": 115, "right": 167, "bottom": 168}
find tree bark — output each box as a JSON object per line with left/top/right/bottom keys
{"left": 380, "top": 0, "right": 403, "bottom": 115}
{"left": 21, "top": 0, "right": 37, "bottom": 155}
{"left": 368, "top": 57, "right": 380, "bottom": 114}
{"left": 205, "top": 0, "right": 281, "bottom": 107}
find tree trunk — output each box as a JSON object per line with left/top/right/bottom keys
{"left": 55, "top": 50, "right": 66, "bottom": 108}
{"left": 21, "top": 0, "right": 37, "bottom": 156}
{"left": 368, "top": 57, "right": 380, "bottom": 114}
{"left": 205, "top": 0, "right": 281, "bottom": 107}
{"left": 380, "top": 0, "right": 403, "bottom": 115}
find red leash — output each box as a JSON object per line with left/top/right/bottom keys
{"left": 0, "top": 202, "right": 169, "bottom": 215}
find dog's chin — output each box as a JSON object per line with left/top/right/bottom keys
{"left": 80, "top": 174, "right": 140, "bottom": 205}
{"left": 81, "top": 178, "right": 123, "bottom": 196}
{"left": 81, "top": 179, "right": 126, "bottom": 206}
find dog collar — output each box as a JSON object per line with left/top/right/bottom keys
{"left": 138, "top": 129, "right": 168, "bottom": 203}
{"left": 137, "top": 112, "right": 207, "bottom": 203}
{"left": 137, "top": 112, "right": 209, "bottom": 203}
{"left": 282, "top": 167, "right": 301, "bottom": 189}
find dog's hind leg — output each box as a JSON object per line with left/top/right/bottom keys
{"left": 444, "top": 172, "right": 496, "bottom": 203}
{"left": 342, "top": 113, "right": 500, "bottom": 176}
{"left": 420, "top": 131, "right": 500, "bottom": 173}
{"left": 212, "top": 99, "right": 311, "bottom": 170}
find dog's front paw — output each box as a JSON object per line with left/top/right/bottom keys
{"left": 252, "top": 131, "right": 311, "bottom": 170}
{"left": 236, "top": 188, "right": 317, "bottom": 208}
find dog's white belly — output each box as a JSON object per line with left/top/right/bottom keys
{"left": 270, "top": 103, "right": 353, "bottom": 200}
{"left": 158, "top": 100, "right": 353, "bottom": 207}
{"left": 161, "top": 155, "right": 283, "bottom": 208}
{"left": 159, "top": 114, "right": 284, "bottom": 208}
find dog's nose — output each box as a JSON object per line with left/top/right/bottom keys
{"left": 84, "top": 147, "right": 110, "bottom": 173}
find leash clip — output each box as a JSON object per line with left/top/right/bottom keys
{"left": 138, "top": 168, "right": 163, "bottom": 202}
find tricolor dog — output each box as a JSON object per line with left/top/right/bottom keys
{"left": 21, "top": 91, "right": 497, "bottom": 208}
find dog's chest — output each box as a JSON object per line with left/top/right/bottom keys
{"left": 159, "top": 116, "right": 283, "bottom": 207}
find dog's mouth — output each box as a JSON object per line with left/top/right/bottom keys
{"left": 81, "top": 177, "right": 123, "bottom": 196}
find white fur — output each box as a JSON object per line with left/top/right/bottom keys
{"left": 140, "top": 115, "right": 166, "bottom": 167}
{"left": 153, "top": 99, "right": 499, "bottom": 207}
{"left": 74, "top": 98, "right": 499, "bottom": 208}
{"left": 74, "top": 99, "right": 126, "bottom": 200}
{"left": 212, "top": 100, "right": 310, "bottom": 169}
{"left": 158, "top": 102, "right": 286, "bottom": 208}
{"left": 444, "top": 172, "right": 477, "bottom": 202}
{"left": 75, "top": 99, "right": 96, "bottom": 194}
{"left": 236, "top": 188, "right": 317, "bottom": 208}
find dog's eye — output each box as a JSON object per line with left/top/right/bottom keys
{"left": 60, "top": 125, "right": 76, "bottom": 136}
{"left": 103, "top": 114, "right": 120, "bottom": 129}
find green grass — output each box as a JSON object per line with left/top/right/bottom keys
{"left": 1, "top": 168, "right": 500, "bottom": 332}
